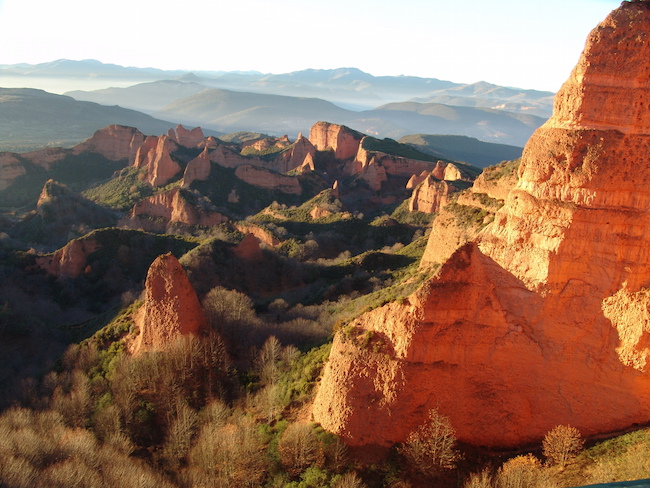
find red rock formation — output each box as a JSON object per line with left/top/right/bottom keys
{"left": 121, "top": 188, "right": 227, "bottom": 230}
{"left": 171, "top": 124, "right": 205, "bottom": 148}
{"left": 408, "top": 177, "right": 458, "bottom": 213}
{"left": 309, "top": 122, "right": 364, "bottom": 160}
{"left": 131, "top": 253, "right": 208, "bottom": 354}
{"left": 234, "top": 223, "right": 280, "bottom": 247}
{"left": 313, "top": 2, "right": 650, "bottom": 450}
{"left": 182, "top": 147, "right": 212, "bottom": 188}
{"left": 234, "top": 164, "right": 302, "bottom": 194}
{"left": 275, "top": 135, "right": 317, "bottom": 173}
{"left": 37, "top": 237, "right": 101, "bottom": 278}
{"left": 20, "top": 147, "right": 68, "bottom": 171}
{"left": 358, "top": 158, "right": 387, "bottom": 191}
{"left": 0, "top": 153, "right": 26, "bottom": 191}
{"left": 232, "top": 233, "right": 263, "bottom": 261}
{"left": 73, "top": 125, "right": 145, "bottom": 163}
{"left": 406, "top": 171, "right": 429, "bottom": 190}
{"left": 133, "top": 135, "right": 182, "bottom": 187}
{"left": 352, "top": 138, "right": 434, "bottom": 178}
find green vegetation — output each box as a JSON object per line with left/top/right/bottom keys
{"left": 361, "top": 136, "right": 442, "bottom": 163}
{"left": 445, "top": 202, "right": 491, "bottom": 229}
{"left": 398, "top": 134, "right": 523, "bottom": 168}
{"left": 83, "top": 166, "right": 154, "bottom": 210}
{"left": 482, "top": 158, "right": 521, "bottom": 181}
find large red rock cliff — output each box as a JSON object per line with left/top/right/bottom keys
{"left": 133, "top": 135, "right": 182, "bottom": 187}
{"left": 313, "top": 1, "right": 650, "bottom": 449}
{"left": 309, "top": 121, "right": 364, "bottom": 160}
{"left": 73, "top": 125, "right": 145, "bottom": 163}
{"left": 131, "top": 253, "right": 208, "bottom": 354}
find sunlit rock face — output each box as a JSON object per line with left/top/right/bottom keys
{"left": 131, "top": 253, "right": 208, "bottom": 354}
{"left": 313, "top": 1, "right": 650, "bottom": 449}
{"left": 133, "top": 135, "right": 182, "bottom": 187}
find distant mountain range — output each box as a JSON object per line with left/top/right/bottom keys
{"left": 0, "top": 59, "right": 554, "bottom": 149}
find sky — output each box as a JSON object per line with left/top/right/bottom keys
{"left": 0, "top": 0, "right": 623, "bottom": 92}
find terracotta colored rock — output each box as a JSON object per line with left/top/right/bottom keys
{"left": 173, "top": 124, "right": 205, "bottom": 148}
{"left": 131, "top": 253, "right": 208, "bottom": 354}
{"left": 309, "top": 121, "right": 364, "bottom": 160}
{"left": 313, "top": 2, "right": 650, "bottom": 450}
{"left": 122, "top": 188, "right": 227, "bottom": 230}
{"left": 234, "top": 164, "right": 302, "bottom": 194}
{"left": 234, "top": 223, "right": 280, "bottom": 246}
{"left": 20, "top": 147, "right": 68, "bottom": 171}
{"left": 182, "top": 147, "right": 212, "bottom": 188}
{"left": 359, "top": 158, "right": 387, "bottom": 191}
{"left": 37, "top": 237, "right": 101, "bottom": 278}
{"left": 275, "top": 135, "right": 316, "bottom": 173}
{"left": 408, "top": 177, "right": 458, "bottom": 213}
{"left": 233, "top": 233, "right": 263, "bottom": 261}
{"left": 133, "top": 135, "right": 182, "bottom": 187}
{"left": 353, "top": 138, "right": 434, "bottom": 178}
{"left": 331, "top": 180, "right": 340, "bottom": 200}
{"left": 406, "top": 171, "right": 429, "bottom": 190}
{"left": 73, "top": 125, "right": 145, "bottom": 163}
{"left": 0, "top": 153, "right": 26, "bottom": 191}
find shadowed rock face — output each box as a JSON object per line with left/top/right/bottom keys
{"left": 313, "top": 2, "right": 650, "bottom": 449}
{"left": 132, "top": 253, "right": 208, "bottom": 354}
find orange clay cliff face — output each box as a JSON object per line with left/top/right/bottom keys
{"left": 312, "top": 1, "right": 650, "bottom": 449}
{"left": 131, "top": 253, "right": 208, "bottom": 354}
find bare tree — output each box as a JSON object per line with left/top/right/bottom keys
{"left": 278, "top": 422, "right": 324, "bottom": 477}
{"left": 542, "top": 425, "right": 584, "bottom": 467}
{"left": 399, "top": 408, "right": 461, "bottom": 478}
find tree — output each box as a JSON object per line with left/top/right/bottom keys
{"left": 399, "top": 408, "right": 460, "bottom": 478}
{"left": 542, "top": 425, "right": 584, "bottom": 467}
{"left": 277, "top": 422, "right": 324, "bottom": 477}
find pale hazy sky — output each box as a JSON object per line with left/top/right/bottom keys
{"left": 0, "top": 0, "right": 622, "bottom": 92}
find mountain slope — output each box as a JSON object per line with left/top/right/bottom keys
{"left": 154, "top": 88, "right": 354, "bottom": 135}
{"left": 367, "top": 102, "right": 546, "bottom": 146}
{"left": 398, "top": 134, "right": 523, "bottom": 167}
{"left": 65, "top": 80, "right": 211, "bottom": 114}
{"left": 0, "top": 88, "right": 177, "bottom": 151}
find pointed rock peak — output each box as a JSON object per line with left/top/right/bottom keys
{"left": 332, "top": 179, "right": 340, "bottom": 199}
{"left": 297, "top": 132, "right": 304, "bottom": 140}
{"left": 550, "top": 0, "right": 650, "bottom": 133}
{"left": 38, "top": 179, "right": 73, "bottom": 202}
{"left": 131, "top": 253, "right": 208, "bottom": 354}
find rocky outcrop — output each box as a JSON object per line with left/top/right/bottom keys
{"left": 131, "top": 253, "right": 208, "bottom": 354}
{"left": 37, "top": 237, "right": 101, "bottom": 279}
{"left": 309, "top": 122, "right": 364, "bottom": 160}
{"left": 232, "top": 233, "right": 264, "bottom": 261}
{"left": 358, "top": 158, "right": 388, "bottom": 191}
{"left": 133, "top": 135, "right": 182, "bottom": 187}
{"left": 234, "top": 223, "right": 281, "bottom": 247}
{"left": 0, "top": 153, "right": 26, "bottom": 191}
{"left": 182, "top": 147, "right": 212, "bottom": 188}
{"left": 234, "top": 164, "right": 302, "bottom": 194}
{"left": 408, "top": 177, "right": 458, "bottom": 213}
{"left": 313, "top": 2, "right": 650, "bottom": 450}
{"left": 121, "top": 188, "right": 227, "bottom": 231}
{"left": 274, "top": 135, "right": 317, "bottom": 173}
{"left": 351, "top": 138, "right": 434, "bottom": 179}
{"left": 73, "top": 125, "right": 145, "bottom": 163}
{"left": 170, "top": 124, "right": 205, "bottom": 148}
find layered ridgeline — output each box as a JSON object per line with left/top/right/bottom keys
{"left": 313, "top": 1, "right": 650, "bottom": 449}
